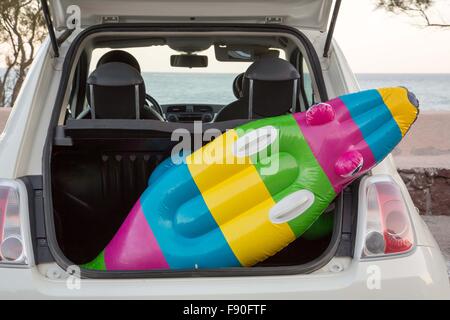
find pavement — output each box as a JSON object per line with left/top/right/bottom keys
{"left": 0, "top": 108, "right": 10, "bottom": 132}
{"left": 422, "top": 216, "right": 450, "bottom": 277}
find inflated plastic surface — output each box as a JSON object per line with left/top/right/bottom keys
{"left": 83, "top": 87, "right": 418, "bottom": 270}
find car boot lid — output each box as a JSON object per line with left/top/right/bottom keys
{"left": 44, "top": 0, "right": 336, "bottom": 31}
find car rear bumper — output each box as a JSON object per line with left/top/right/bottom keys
{"left": 0, "top": 245, "right": 448, "bottom": 300}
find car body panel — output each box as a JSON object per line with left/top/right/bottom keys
{"left": 0, "top": 246, "right": 448, "bottom": 299}
{"left": 0, "top": 40, "right": 59, "bottom": 179}
{"left": 0, "top": 24, "right": 448, "bottom": 298}
{"left": 48, "top": 0, "right": 334, "bottom": 31}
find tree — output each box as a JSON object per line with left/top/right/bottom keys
{"left": 0, "top": 0, "right": 46, "bottom": 108}
{"left": 376, "top": 0, "right": 450, "bottom": 27}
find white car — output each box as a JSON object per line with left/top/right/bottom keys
{"left": 0, "top": 0, "right": 448, "bottom": 299}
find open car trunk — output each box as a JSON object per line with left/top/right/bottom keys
{"left": 41, "top": 20, "right": 352, "bottom": 277}
{"left": 50, "top": 120, "right": 345, "bottom": 274}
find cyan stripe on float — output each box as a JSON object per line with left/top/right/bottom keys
{"left": 141, "top": 162, "right": 241, "bottom": 269}
{"left": 340, "top": 90, "right": 402, "bottom": 162}
{"left": 148, "top": 156, "right": 178, "bottom": 185}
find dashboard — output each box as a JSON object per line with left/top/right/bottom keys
{"left": 162, "top": 104, "right": 225, "bottom": 123}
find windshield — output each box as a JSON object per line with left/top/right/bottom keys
{"left": 143, "top": 72, "right": 240, "bottom": 105}
{"left": 90, "top": 46, "right": 289, "bottom": 106}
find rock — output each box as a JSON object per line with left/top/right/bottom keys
{"left": 439, "top": 169, "right": 450, "bottom": 179}
{"left": 430, "top": 177, "right": 450, "bottom": 216}
{"left": 399, "top": 168, "right": 450, "bottom": 216}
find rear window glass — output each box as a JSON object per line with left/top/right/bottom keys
{"left": 90, "top": 47, "right": 286, "bottom": 105}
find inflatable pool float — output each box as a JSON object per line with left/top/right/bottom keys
{"left": 83, "top": 87, "right": 419, "bottom": 271}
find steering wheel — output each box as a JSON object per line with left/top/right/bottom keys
{"left": 145, "top": 94, "right": 165, "bottom": 119}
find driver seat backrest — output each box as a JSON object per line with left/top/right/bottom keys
{"left": 246, "top": 57, "right": 301, "bottom": 119}
{"left": 215, "top": 57, "right": 301, "bottom": 121}
{"left": 97, "top": 50, "right": 142, "bottom": 73}
{"left": 86, "top": 62, "right": 146, "bottom": 119}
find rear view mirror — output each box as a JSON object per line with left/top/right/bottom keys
{"left": 170, "top": 54, "right": 208, "bottom": 68}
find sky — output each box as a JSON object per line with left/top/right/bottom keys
{"left": 2, "top": 0, "right": 450, "bottom": 74}
{"left": 335, "top": 0, "right": 450, "bottom": 74}
{"left": 91, "top": 0, "right": 450, "bottom": 74}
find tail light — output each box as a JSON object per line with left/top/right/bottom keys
{"left": 359, "top": 176, "right": 415, "bottom": 259}
{"left": 0, "top": 180, "right": 29, "bottom": 266}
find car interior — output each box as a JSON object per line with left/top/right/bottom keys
{"left": 50, "top": 33, "right": 342, "bottom": 271}
{"left": 66, "top": 35, "right": 316, "bottom": 123}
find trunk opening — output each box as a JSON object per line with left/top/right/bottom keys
{"left": 49, "top": 121, "right": 348, "bottom": 276}
{"left": 51, "top": 136, "right": 334, "bottom": 266}
{"left": 42, "top": 24, "right": 353, "bottom": 278}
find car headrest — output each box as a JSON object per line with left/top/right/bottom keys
{"left": 232, "top": 73, "right": 245, "bottom": 99}
{"left": 97, "top": 50, "right": 141, "bottom": 73}
{"left": 86, "top": 62, "right": 146, "bottom": 119}
{"left": 244, "top": 57, "right": 300, "bottom": 118}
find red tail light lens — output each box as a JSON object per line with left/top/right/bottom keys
{"left": 0, "top": 180, "right": 28, "bottom": 266}
{"left": 360, "top": 176, "right": 415, "bottom": 258}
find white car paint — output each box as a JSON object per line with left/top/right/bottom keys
{"left": 0, "top": 4, "right": 449, "bottom": 298}
{"left": 0, "top": 246, "right": 447, "bottom": 299}
{"left": 49, "top": 0, "right": 334, "bottom": 31}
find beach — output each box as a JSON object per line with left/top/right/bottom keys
{"left": 394, "top": 111, "right": 450, "bottom": 169}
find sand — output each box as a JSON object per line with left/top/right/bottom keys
{"left": 394, "top": 111, "right": 450, "bottom": 169}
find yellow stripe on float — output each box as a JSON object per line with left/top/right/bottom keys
{"left": 186, "top": 129, "right": 252, "bottom": 192}
{"left": 378, "top": 88, "right": 419, "bottom": 137}
{"left": 186, "top": 129, "right": 295, "bottom": 266}
{"left": 220, "top": 198, "right": 296, "bottom": 267}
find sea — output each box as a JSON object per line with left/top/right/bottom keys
{"left": 357, "top": 74, "right": 450, "bottom": 112}
{"left": 1, "top": 71, "right": 449, "bottom": 111}
{"left": 141, "top": 73, "right": 450, "bottom": 111}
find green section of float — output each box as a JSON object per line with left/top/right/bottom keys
{"left": 81, "top": 250, "right": 106, "bottom": 270}
{"left": 237, "top": 115, "right": 336, "bottom": 238}
{"left": 302, "top": 211, "right": 334, "bottom": 240}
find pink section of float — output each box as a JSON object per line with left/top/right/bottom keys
{"left": 295, "top": 98, "right": 376, "bottom": 192}
{"left": 104, "top": 200, "right": 169, "bottom": 270}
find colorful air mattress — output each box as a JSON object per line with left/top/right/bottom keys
{"left": 84, "top": 87, "right": 419, "bottom": 271}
